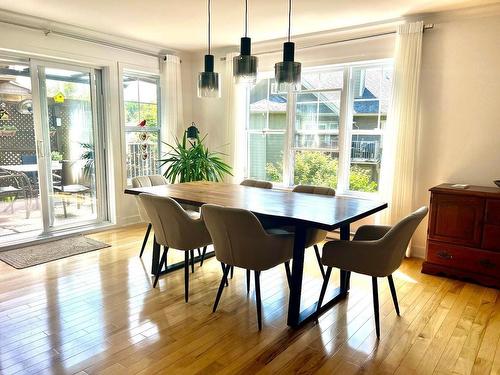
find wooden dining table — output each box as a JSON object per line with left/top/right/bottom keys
{"left": 125, "top": 181, "right": 387, "bottom": 327}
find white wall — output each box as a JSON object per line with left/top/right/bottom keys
{"left": 0, "top": 17, "right": 195, "bottom": 228}
{"left": 411, "top": 7, "right": 500, "bottom": 257}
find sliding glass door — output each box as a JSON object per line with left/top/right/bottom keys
{"left": 0, "top": 57, "right": 107, "bottom": 244}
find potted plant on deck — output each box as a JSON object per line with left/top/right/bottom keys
{"left": 0, "top": 125, "right": 17, "bottom": 137}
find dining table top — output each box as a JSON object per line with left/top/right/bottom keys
{"left": 125, "top": 181, "right": 387, "bottom": 231}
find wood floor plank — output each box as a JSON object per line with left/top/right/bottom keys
{"left": 0, "top": 224, "right": 498, "bottom": 375}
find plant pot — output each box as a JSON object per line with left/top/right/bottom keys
{"left": 0, "top": 130, "right": 17, "bottom": 137}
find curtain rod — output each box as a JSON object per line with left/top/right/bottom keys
{"left": 220, "top": 23, "right": 434, "bottom": 60}
{"left": 0, "top": 19, "right": 163, "bottom": 58}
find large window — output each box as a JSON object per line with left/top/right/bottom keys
{"left": 246, "top": 61, "right": 393, "bottom": 195}
{"left": 122, "top": 73, "right": 161, "bottom": 184}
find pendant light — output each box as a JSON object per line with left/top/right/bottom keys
{"left": 274, "top": 0, "right": 301, "bottom": 91}
{"left": 198, "top": 0, "right": 220, "bottom": 98}
{"left": 233, "top": 0, "right": 258, "bottom": 85}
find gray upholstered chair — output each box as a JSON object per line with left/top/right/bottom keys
{"left": 317, "top": 207, "right": 428, "bottom": 338}
{"left": 139, "top": 194, "right": 212, "bottom": 301}
{"left": 292, "top": 184, "right": 336, "bottom": 277}
{"left": 201, "top": 204, "right": 293, "bottom": 330}
{"left": 131, "top": 175, "right": 207, "bottom": 261}
{"left": 240, "top": 179, "right": 273, "bottom": 189}
{"left": 234, "top": 178, "right": 274, "bottom": 283}
{"left": 132, "top": 175, "right": 168, "bottom": 257}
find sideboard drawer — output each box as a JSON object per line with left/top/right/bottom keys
{"left": 427, "top": 241, "right": 500, "bottom": 277}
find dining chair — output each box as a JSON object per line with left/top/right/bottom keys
{"left": 139, "top": 194, "right": 212, "bottom": 302}
{"left": 132, "top": 175, "right": 169, "bottom": 257}
{"left": 235, "top": 178, "right": 274, "bottom": 284}
{"left": 240, "top": 179, "right": 273, "bottom": 189}
{"left": 292, "top": 184, "right": 336, "bottom": 278}
{"left": 317, "top": 206, "right": 428, "bottom": 338}
{"left": 201, "top": 204, "right": 293, "bottom": 330}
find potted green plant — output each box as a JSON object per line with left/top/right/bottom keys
{"left": 0, "top": 125, "right": 17, "bottom": 137}
{"left": 159, "top": 132, "right": 232, "bottom": 183}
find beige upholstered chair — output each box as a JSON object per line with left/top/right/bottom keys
{"left": 139, "top": 194, "right": 212, "bottom": 302}
{"left": 240, "top": 179, "right": 273, "bottom": 189}
{"left": 292, "top": 184, "right": 336, "bottom": 277}
{"left": 317, "top": 207, "right": 428, "bottom": 338}
{"left": 234, "top": 178, "right": 273, "bottom": 284}
{"left": 132, "top": 175, "right": 169, "bottom": 257}
{"left": 201, "top": 204, "right": 294, "bottom": 330}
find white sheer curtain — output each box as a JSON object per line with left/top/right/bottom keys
{"left": 160, "top": 55, "right": 184, "bottom": 151}
{"left": 379, "top": 21, "right": 424, "bottom": 252}
{"left": 223, "top": 52, "right": 247, "bottom": 183}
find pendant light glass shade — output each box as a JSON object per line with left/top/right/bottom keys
{"left": 274, "top": 0, "right": 301, "bottom": 91}
{"left": 198, "top": 0, "right": 221, "bottom": 98}
{"left": 275, "top": 42, "right": 301, "bottom": 91}
{"left": 233, "top": 38, "right": 258, "bottom": 85}
{"left": 198, "top": 55, "right": 221, "bottom": 98}
{"left": 233, "top": 1, "right": 258, "bottom": 85}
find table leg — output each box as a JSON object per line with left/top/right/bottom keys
{"left": 151, "top": 235, "right": 160, "bottom": 275}
{"left": 287, "top": 222, "right": 352, "bottom": 327}
{"left": 340, "top": 223, "right": 351, "bottom": 292}
{"left": 287, "top": 224, "right": 307, "bottom": 327}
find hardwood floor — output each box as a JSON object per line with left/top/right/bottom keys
{"left": 0, "top": 224, "right": 499, "bottom": 375}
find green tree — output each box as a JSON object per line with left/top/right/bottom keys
{"left": 265, "top": 150, "right": 377, "bottom": 192}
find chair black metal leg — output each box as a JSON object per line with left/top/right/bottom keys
{"left": 246, "top": 269, "right": 251, "bottom": 294}
{"left": 200, "top": 246, "right": 207, "bottom": 266}
{"left": 372, "top": 277, "right": 380, "bottom": 338}
{"left": 213, "top": 263, "right": 231, "bottom": 312}
{"left": 221, "top": 263, "right": 229, "bottom": 286}
{"left": 190, "top": 250, "right": 195, "bottom": 273}
{"left": 313, "top": 244, "right": 326, "bottom": 278}
{"left": 387, "top": 275, "right": 400, "bottom": 316}
{"left": 254, "top": 270, "right": 262, "bottom": 331}
{"left": 230, "top": 266, "right": 234, "bottom": 279}
{"left": 139, "top": 223, "right": 152, "bottom": 258}
{"left": 197, "top": 248, "right": 201, "bottom": 258}
{"left": 284, "top": 261, "right": 292, "bottom": 289}
{"left": 153, "top": 247, "right": 168, "bottom": 288}
{"left": 317, "top": 267, "right": 332, "bottom": 314}
{"left": 184, "top": 252, "right": 190, "bottom": 302}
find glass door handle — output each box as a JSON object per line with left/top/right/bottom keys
{"left": 37, "top": 140, "right": 45, "bottom": 158}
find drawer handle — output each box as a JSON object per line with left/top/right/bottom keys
{"left": 437, "top": 251, "right": 453, "bottom": 260}
{"left": 479, "top": 259, "right": 496, "bottom": 269}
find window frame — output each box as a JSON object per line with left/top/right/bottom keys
{"left": 245, "top": 59, "right": 393, "bottom": 198}
{"left": 121, "top": 70, "right": 162, "bottom": 186}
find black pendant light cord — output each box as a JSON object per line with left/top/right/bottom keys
{"left": 208, "top": 0, "right": 211, "bottom": 55}
{"left": 287, "top": 0, "right": 292, "bottom": 42}
{"left": 245, "top": 0, "right": 248, "bottom": 37}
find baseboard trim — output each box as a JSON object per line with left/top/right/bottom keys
{"left": 411, "top": 245, "right": 426, "bottom": 259}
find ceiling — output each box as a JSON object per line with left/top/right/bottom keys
{"left": 0, "top": 0, "right": 496, "bottom": 51}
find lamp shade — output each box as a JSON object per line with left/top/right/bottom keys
{"left": 274, "top": 41, "right": 301, "bottom": 91}
{"left": 186, "top": 123, "right": 199, "bottom": 139}
{"left": 233, "top": 37, "right": 258, "bottom": 85}
{"left": 198, "top": 54, "right": 221, "bottom": 98}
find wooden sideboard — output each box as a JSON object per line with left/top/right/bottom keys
{"left": 422, "top": 184, "right": 500, "bottom": 288}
